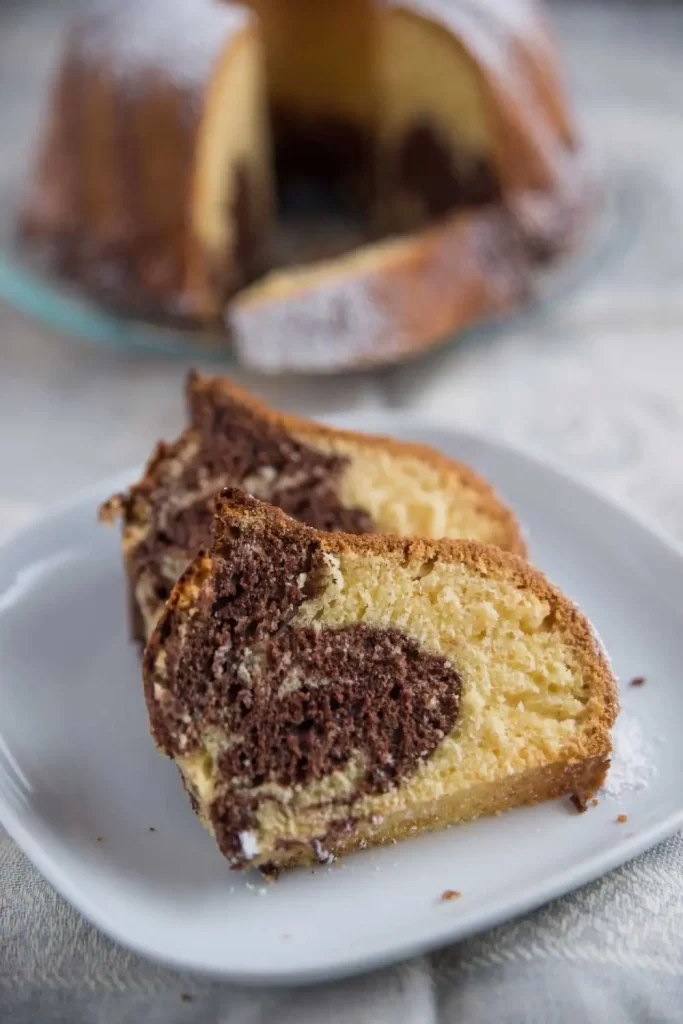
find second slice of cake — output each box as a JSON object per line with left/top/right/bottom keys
{"left": 144, "top": 490, "right": 618, "bottom": 871}
{"left": 101, "top": 372, "right": 526, "bottom": 640}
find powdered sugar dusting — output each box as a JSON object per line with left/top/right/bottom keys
{"left": 407, "top": 0, "right": 520, "bottom": 76}
{"left": 229, "top": 274, "right": 402, "bottom": 372}
{"left": 78, "top": 0, "right": 248, "bottom": 88}
{"left": 602, "top": 710, "right": 656, "bottom": 797}
{"left": 586, "top": 617, "right": 613, "bottom": 671}
{"left": 407, "top": 0, "right": 544, "bottom": 62}
{"left": 462, "top": 0, "right": 542, "bottom": 40}
{"left": 229, "top": 207, "right": 531, "bottom": 372}
{"left": 238, "top": 830, "right": 260, "bottom": 860}
{"left": 312, "top": 839, "right": 336, "bottom": 866}
{"left": 245, "top": 881, "right": 268, "bottom": 896}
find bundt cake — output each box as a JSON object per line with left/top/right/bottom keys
{"left": 100, "top": 371, "right": 526, "bottom": 641}
{"left": 22, "top": 0, "right": 587, "bottom": 370}
{"left": 144, "top": 490, "right": 618, "bottom": 870}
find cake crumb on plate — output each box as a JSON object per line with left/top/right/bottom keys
{"left": 441, "top": 890, "right": 462, "bottom": 902}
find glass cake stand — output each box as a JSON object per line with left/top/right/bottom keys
{"left": 0, "top": 169, "right": 636, "bottom": 374}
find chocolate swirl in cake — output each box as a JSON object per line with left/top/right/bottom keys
{"left": 108, "top": 374, "right": 374, "bottom": 638}
{"left": 145, "top": 495, "right": 462, "bottom": 865}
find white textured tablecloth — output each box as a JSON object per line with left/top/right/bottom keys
{"left": 2, "top": 2, "right": 683, "bottom": 1020}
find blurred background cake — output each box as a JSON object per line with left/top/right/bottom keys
{"left": 19, "top": 0, "right": 588, "bottom": 372}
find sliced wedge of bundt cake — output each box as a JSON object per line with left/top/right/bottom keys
{"left": 101, "top": 372, "right": 525, "bottom": 641}
{"left": 144, "top": 490, "right": 617, "bottom": 871}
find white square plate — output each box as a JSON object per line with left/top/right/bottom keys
{"left": 1, "top": 419, "right": 681, "bottom": 984}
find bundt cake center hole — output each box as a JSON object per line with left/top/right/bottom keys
{"left": 252, "top": 11, "right": 504, "bottom": 277}
{"left": 262, "top": 114, "right": 500, "bottom": 273}
{"left": 267, "top": 140, "right": 375, "bottom": 270}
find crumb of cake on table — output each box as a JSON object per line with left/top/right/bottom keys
{"left": 629, "top": 676, "right": 647, "bottom": 687}
{"left": 570, "top": 793, "right": 589, "bottom": 813}
{"left": 617, "top": 814, "right": 628, "bottom": 823}
{"left": 591, "top": 798, "right": 600, "bottom": 807}
{"left": 441, "top": 890, "right": 462, "bottom": 902}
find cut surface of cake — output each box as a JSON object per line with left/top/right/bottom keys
{"left": 100, "top": 372, "right": 526, "bottom": 641}
{"left": 144, "top": 491, "right": 618, "bottom": 871}
{"left": 21, "top": 0, "right": 588, "bottom": 370}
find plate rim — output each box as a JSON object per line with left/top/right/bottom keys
{"left": 1, "top": 420, "right": 683, "bottom": 984}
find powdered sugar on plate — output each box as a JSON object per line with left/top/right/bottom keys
{"left": 229, "top": 272, "right": 402, "bottom": 372}
{"left": 602, "top": 708, "right": 657, "bottom": 798}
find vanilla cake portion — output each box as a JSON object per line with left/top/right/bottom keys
{"left": 100, "top": 371, "right": 525, "bottom": 641}
{"left": 144, "top": 491, "right": 618, "bottom": 871}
